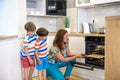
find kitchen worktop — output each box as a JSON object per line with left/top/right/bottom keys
{"left": 0, "top": 32, "right": 105, "bottom": 40}
{"left": 0, "top": 35, "right": 18, "bottom": 40}
{"left": 49, "top": 32, "right": 105, "bottom": 37}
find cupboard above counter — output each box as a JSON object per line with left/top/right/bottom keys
{"left": 27, "top": 0, "right": 66, "bottom": 16}
{"left": 76, "top": 0, "right": 120, "bottom": 8}
{"left": 91, "top": 0, "right": 120, "bottom": 5}
{"left": 27, "top": 0, "right": 46, "bottom": 15}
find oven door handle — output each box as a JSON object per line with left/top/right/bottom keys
{"left": 71, "top": 62, "right": 94, "bottom": 70}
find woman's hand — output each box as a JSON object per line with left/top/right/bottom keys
{"left": 76, "top": 53, "right": 85, "bottom": 58}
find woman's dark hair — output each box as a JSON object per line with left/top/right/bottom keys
{"left": 36, "top": 28, "right": 49, "bottom": 36}
{"left": 24, "top": 22, "right": 36, "bottom": 31}
{"left": 53, "top": 29, "right": 68, "bottom": 50}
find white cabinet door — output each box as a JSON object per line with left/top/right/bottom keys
{"left": 91, "top": 0, "right": 118, "bottom": 4}
{"left": 69, "top": 36, "right": 85, "bottom": 63}
{"left": 76, "top": 0, "right": 91, "bottom": 7}
{"left": 112, "top": 0, "right": 120, "bottom": 2}
{"left": 27, "top": 0, "right": 46, "bottom": 15}
{"left": 47, "top": 36, "right": 55, "bottom": 49}
{"left": 69, "top": 36, "right": 85, "bottom": 53}
{"left": 0, "top": 38, "right": 22, "bottom": 80}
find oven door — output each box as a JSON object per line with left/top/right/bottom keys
{"left": 71, "top": 61, "right": 94, "bottom": 70}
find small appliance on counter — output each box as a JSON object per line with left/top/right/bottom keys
{"left": 82, "top": 22, "right": 94, "bottom": 34}
{"left": 98, "top": 27, "right": 105, "bottom": 34}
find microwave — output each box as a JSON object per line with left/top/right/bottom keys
{"left": 46, "top": 0, "right": 66, "bottom": 16}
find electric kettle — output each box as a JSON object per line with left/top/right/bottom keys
{"left": 82, "top": 22, "right": 94, "bottom": 33}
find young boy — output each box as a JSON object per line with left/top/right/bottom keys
{"left": 35, "top": 28, "right": 49, "bottom": 80}
{"left": 20, "top": 22, "right": 37, "bottom": 80}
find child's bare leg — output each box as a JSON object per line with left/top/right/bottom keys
{"left": 29, "top": 67, "right": 34, "bottom": 80}
{"left": 43, "top": 70, "right": 46, "bottom": 80}
{"left": 38, "top": 70, "right": 42, "bottom": 80}
{"left": 24, "top": 68, "right": 29, "bottom": 80}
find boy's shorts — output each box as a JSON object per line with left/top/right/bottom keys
{"left": 21, "top": 57, "right": 35, "bottom": 68}
{"left": 36, "top": 58, "right": 48, "bottom": 70}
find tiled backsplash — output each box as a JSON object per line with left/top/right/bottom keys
{"left": 77, "top": 4, "right": 120, "bottom": 32}
{"left": 27, "top": 16, "right": 64, "bottom": 32}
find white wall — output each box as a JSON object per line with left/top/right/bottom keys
{"left": 0, "top": 0, "right": 18, "bottom": 35}
{"left": 0, "top": 0, "right": 26, "bottom": 37}
{"left": 0, "top": 0, "right": 26, "bottom": 80}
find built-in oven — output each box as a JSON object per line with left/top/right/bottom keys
{"left": 72, "top": 36, "right": 105, "bottom": 70}
{"left": 46, "top": 0, "right": 66, "bottom": 16}
{"left": 85, "top": 36, "right": 105, "bottom": 69}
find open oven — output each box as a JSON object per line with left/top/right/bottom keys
{"left": 72, "top": 36, "right": 105, "bottom": 70}
{"left": 85, "top": 36, "right": 105, "bottom": 69}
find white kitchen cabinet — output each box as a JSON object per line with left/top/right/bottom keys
{"left": 69, "top": 36, "right": 85, "bottom": 63}
{"left": 113, "top": 0, "right": 120, "bottom": 1}
{"left": 0, "top": 38, "right": 22, "bottom": 80}
{"left": 47, "top": 36, "right": 55, "bottom": 49}
{"left": 69, "top": 36, "right": 85, "bottom": 53}
{"left": 76, "top": 0, "right": 120, "bottom": 7}
{"left": 91, "top": 0, "right": 113, "bottom": 4}
{"left": 76, "top": 0, "right": 91, "bottom": 7}
{"left": 91, "top": 0, "right": 120, "bottom": 5}
{"left": 27, "top": 0, "right": 46, "bottom": 15}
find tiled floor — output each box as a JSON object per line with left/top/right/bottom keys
{"left": 32, "top": 75, "right": 87, "bottom": 80}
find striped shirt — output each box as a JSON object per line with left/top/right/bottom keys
{"left": 35, "top": 38, "right": 48, "bottom": 59}
{"left": 20, "top": 34, "right": 37, "bottom": 58}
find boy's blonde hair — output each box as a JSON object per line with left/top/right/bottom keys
{"left": 24, "top": 22, "right": 36, "bottom": 31}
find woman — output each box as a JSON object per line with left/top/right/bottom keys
{"left": 47, "top": 29, "right": 84, "bottom": 80}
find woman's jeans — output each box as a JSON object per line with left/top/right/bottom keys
{"left": 46, "top": 59, "right": 76, "bottom": 80}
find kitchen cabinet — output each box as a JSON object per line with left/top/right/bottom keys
{"left": 69, "top": 36, "right": 85, "bottom": 53}
{"left": 47, "top": 36, "right": 55, "bottom": 49}
{"left": 27, "top": 0, "right": 67, "bottom": 16}
{"left": 76, "top": 0, "right": 91, "bottom": 7}
{"left": 0, "top": 38, "right": 22, "bottom": 80}
{"left": 27, "top": 0, "right": 46, "bottom": 15}
{"left": 91, "top": 0, "right": 120, "bottom": 4}
{"left": 69, "top": 36, "right": 85, "bottom": 63}
{"left": 76, "top": 0, "right": 120, "bottom": 7}
{"left": 91, "top": 0, "right": 112, "bottom": 4}
{"left": 105, "top": 15, "right": 120, "bottom": 80}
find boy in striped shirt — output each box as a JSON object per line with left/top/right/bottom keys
{"left": 20, "top": 22, "right": 37, "bottom": 80}
{"left": 35, "top": 28, "right": 49, "bottom": 80}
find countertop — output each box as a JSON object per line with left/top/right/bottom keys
{"left": 0, "top": 35, "right": 18, "bottom": 40}
{"left": 0, "top": 32, "right": 105, "bottom": 40}
{"left": 49, "top": 32, "right": 105, "bottom": 37}
{"left": 27, "top": 14, "right": 65, "bottom": 18}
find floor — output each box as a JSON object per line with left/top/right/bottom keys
{"left": 32, "top": 75, "right": 87, "bottom": 80}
